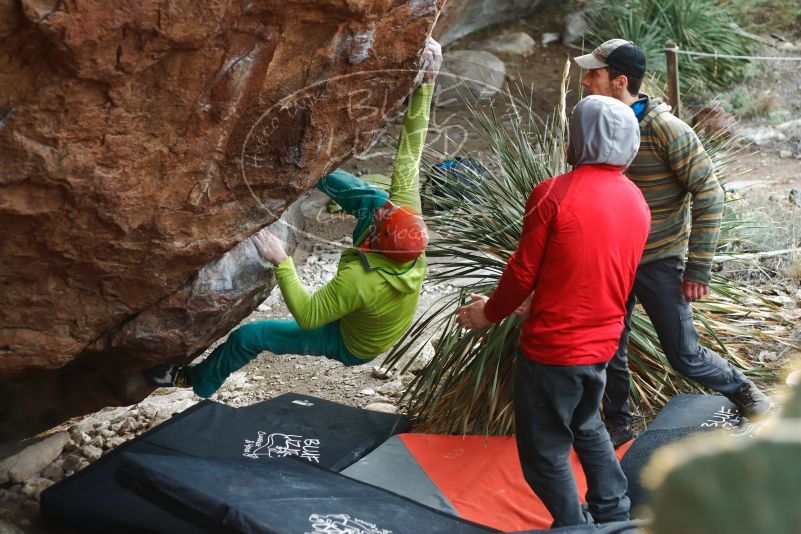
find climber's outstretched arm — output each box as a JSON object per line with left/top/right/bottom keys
{"left": 316, "top": 37, "right": 442, "bottom": 218}
{"left": 389, "top": 37, "right": 441, "bottom": 212}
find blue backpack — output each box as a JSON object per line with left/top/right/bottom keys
{"left": 427, "top": 157, "right": 486, "bottom": 211}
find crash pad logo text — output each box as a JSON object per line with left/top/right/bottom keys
{"left": 700, "top": 406, "right": 767, "bottom": 438}
{"left": 306, "top": 513, "right": 392, "bottom": 534}
{"left": 242, "top": 431, "right": 321, "bottom": 462}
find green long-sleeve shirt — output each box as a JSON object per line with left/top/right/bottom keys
{"left": 627, "top": 96, "right": 724, "bottom": 285}
{"left": 273, "top": 82, "right": 433, "bottom": 359}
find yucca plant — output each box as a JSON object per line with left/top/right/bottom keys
{"left": 585, "top": 0, "right": 755, "bottom": 93}
{"left": 381, "top": 67, "right": 789, "bottom": 436}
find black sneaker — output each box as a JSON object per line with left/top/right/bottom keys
{"left": 143, "top": 363, "right": 190, "bottom": 388}
{"left": 605, "top": 422, "right": 633, "bottom": 448}
{"left": 729, "top": 381, "right": 770, "bottom": 419}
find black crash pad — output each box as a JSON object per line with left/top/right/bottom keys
{"left": 648, "top": 394, "right": 740, "bottom": 431}
{"left": 143, "top": 394, "right": 408, "bottom": 471}
{"left": 41, "top": 393, "right": 410, "bottom": 533}
{"left": 40, "top": 401, "right": 226, "bottom": 533}
{"left": 120, "top": 452, "right": 498, "bottom": 534}
{"left": 621, "top": 393, "right": 768, "bottom": 509}
{"left": 512, "top": 519, "right": 648, "bottom": 533}
{"left": 621, "top": 426, "right": 715, "bottom": 508}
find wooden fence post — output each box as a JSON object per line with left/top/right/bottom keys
{"left": 665, "top": 40, "right": 681, "bottom": 116}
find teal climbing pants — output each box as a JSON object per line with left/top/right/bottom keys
{"left": 189, "top": 319, "right": 368, "bottom": 398}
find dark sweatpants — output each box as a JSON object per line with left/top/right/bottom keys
{"left": 514, "top": 356, "right": 630, "bottom": 528}
{"left": 603, "top": 256, "right": 748, "bottom": 426}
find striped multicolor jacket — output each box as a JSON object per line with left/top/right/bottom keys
{"left": 626, "top": 96, "right": 723, "bottom": 285}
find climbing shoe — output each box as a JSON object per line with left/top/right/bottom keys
{"left": 143, "top": 363, "right": 190, "bottom": 389}
{"left": 729, "top": 381, "right": 770, "bottom": 419}
{"left": 605, "top": 421, "right": 634, "bottom": 448}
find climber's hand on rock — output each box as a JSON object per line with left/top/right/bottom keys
{"left": 251, "top": 228, "right": 288, "bottom": 265}
{"left": 422, "top": 37, "right": 443, "bottom": 84}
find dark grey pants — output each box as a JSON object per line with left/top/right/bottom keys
{"left": 603, "top": 256, "right": 748, "bottom": 426}
{"left": 514, "top": 357, "right": 630, "bottom": 528}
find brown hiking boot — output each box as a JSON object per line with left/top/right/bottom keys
{"left": 729, "top": 381, "right": 770, "bottom": 419}
{"left": 605, "top": 421, "right": 633, "bottom": 448}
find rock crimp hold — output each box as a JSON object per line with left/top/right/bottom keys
{"left": 0, "top": 0, "right": 443, "bottom": 443}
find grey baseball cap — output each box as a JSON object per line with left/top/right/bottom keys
{"left": 573, "top": 39, "right": 647, "bottom": 79}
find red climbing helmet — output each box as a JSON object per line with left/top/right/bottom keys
{"left": 361, "top": 205, "right": 429, "bottom": 264}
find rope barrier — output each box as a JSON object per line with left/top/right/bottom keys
{"left": 663, "top": 48, "right": 801, "bottom": 61}
{"left": 714, "top": 248, "right": 801, "bottom": 263}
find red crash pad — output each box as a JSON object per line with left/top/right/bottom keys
{"left": 399, "top": 433, "right": 632, "bottom": 532}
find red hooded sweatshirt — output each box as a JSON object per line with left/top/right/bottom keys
{"left": 483, "top": 164, "right": 650, "bottom": 366}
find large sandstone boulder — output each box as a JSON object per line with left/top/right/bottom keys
{"left": 0, "top": 0, "right": 442, "bottom": 442}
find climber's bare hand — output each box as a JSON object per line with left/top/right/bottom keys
{"left": 422, "top": 37, "right": 443, "bottom": 84}
{"left": 251, "top": 228, "right": 288, "bottom": 265}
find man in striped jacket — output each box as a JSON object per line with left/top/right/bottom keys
{"left": 573, "top": 39, "right": 769, "bottom": 446}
